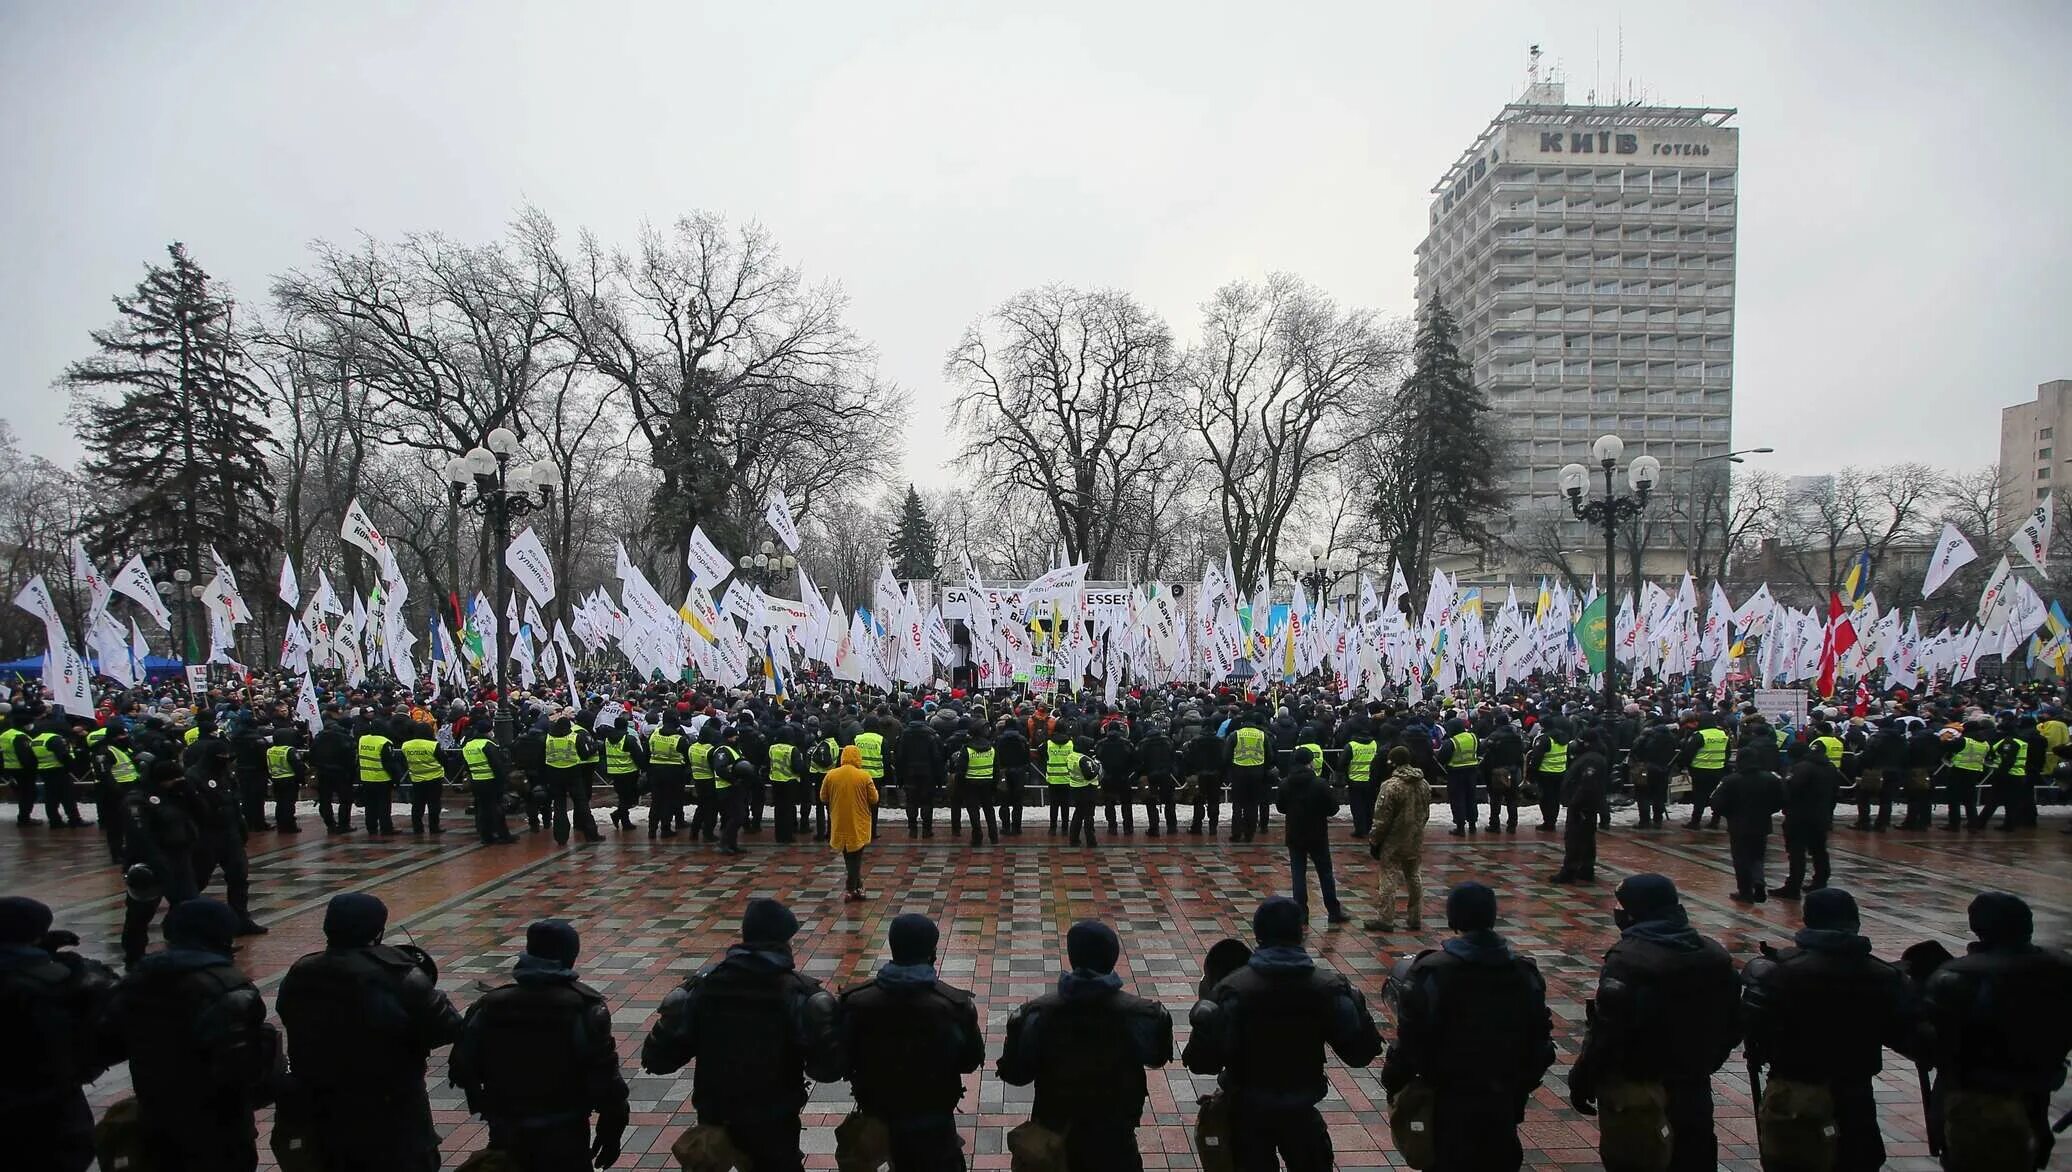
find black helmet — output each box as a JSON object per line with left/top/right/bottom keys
{"left": 729, "top": 759, "right": 757, "bottom": 784}
{"left": 124, "top": 863, "right": 161, "bottom": 904}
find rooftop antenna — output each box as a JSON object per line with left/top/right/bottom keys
{"left": 1528, "top": 43, "right": 1542, "bottom": 92}
{"left": 1617, "top": 20, "right": 1625, "bottom": 104}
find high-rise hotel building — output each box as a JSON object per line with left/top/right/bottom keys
{"left": 1415, "top": 80, "right": 1739, "bottom": 573}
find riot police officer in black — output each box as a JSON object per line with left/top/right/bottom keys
{"left": 118, "top": 754, "right": 204, "bottom": 967}
{"left": 451, "top": 919, "right": 629, "bottom": 1171}
{"left": 1740, "top": 888, "right": 1927, "bottom": 1172}
{"left": 1183, "top": 897, "right": 1383, "bottom": 1171}
{"left": 1569, "top": 874, "right": 1742, "bottom": 1172}
{"left": 641, "top": 898, "right": 842, "bottom": 1172}
{"left": 1378, "top": 883, "right": 1555, "bottom": 1172}
{"left": 997, "top": 919, "right": 1174, "bottom": 1172}
{"left": 276, "top": 893, "right": 464, "bottom": 1172}
{"left": 1920, "top": 892, "right": 2072, "bottom": 1170}
{"left": 96, "top": 898, "right": 283, "bottom": 1172}
{"left": 838, "top": 912, "right": 985, "bottom": 1171}
{"left": 0, "top": 897, "right": 116, "bottom": 1172}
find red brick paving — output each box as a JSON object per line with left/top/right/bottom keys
{"left": 7, "top": 805, "right": 2069, "bottom": 1170}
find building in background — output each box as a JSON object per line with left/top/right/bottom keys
{"left": 1998, "top": 379, "right": 2072, "bottom": 537}
{"left": 1415, "top": 75, "right": 1739, "bottom": 579}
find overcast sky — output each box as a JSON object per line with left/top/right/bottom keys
{"left": 2, "top": 0, "right": 2064, "bottom": 493}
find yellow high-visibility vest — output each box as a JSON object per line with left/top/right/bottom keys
{"left": 357, "top": 734, "right": 394, "bottom": 783}
{"left": 1347, "top": 740, "right": 1378, "bottom": 780}
{"left": 462, "top": 738, "right": 497, "bottom": 781}
{"left": 401, "top": 738, "right": 444, "bottom": 783}
{"left": 29, "top": 732, "right": 64, "bottom": 771}
{"left": 1232, "top": 727, "right": 1267, "bottom": 767}
{"left": 768, "top": 743, "right": 797, "bottom": 783}
{"left": 1811, "top": 735, "right": 1845, "bottom": 768}
{"left": 1693, "top": 727, "right": 1728, "bottom": 770}
{"left": 1046, "top": 740, "right": 1075, "bottom": 784}
{"left": 543, "top": 734, "right": 581, "bottom": 769}
{"left": 1068, "top": 753, "right": 1097, "bottom": 789}
{"left": 602, "top": 737, "right": 638, "bottom": 775}
{"left": 106, "top": 744, "right": 140, "bottom": 785}
{"left": 1448, "top": 732, "right": 1480, "bottom": 768}
{"left": 854, "top": 731, "right": 886, "bottom": 778}
{"left": 1951, "top": 738, "right": 1988, "bottom": 773}
{"left": 266, "top": 745, "right": 296, "bottom": 780}
{"left": 688, "top": 742, "right": 716, "bottom": 781}
{"left": 1537, "top": 739, "right": 1568, "bottom": 774}
{"left": 648, "top": 732, "right": 686, "bottom": 766}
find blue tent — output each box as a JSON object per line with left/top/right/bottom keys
{"left": 0, "top": 653, "right": 187, "bottom": 681}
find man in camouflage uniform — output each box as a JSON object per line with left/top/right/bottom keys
{"left": 1366, "top": 746, "right": 1432, "bottom": 932}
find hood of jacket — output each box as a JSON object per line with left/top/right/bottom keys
{"left": 1441, "top": 929, "right": 1516, "bottom": 965}
{"left": 839, "top": 745, "right": 863, "bottom": 768}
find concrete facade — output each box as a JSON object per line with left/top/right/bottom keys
{"left": 1416, "top": 81, "right": 1738, "bottom": 574}
{"left": 1999, "top": 379, "right": 2072, "bottom": 538}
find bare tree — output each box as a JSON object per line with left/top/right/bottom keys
{"left": 946, "top": 285, "right": 1182, "bottom": 578}
{"left": 1770, "top": 463, "right": 1946, "bottom": 598}
{"left": 1183, "top": 274, "right": 1401, "bottom": 592}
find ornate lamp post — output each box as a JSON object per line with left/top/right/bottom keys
{"left": 444, "top": 426, "right": 562, "bottom": 744}
{"left": 1560, "top": 434, "right": 1660, "bottom": 716}
{"left": 1298, "top": 541, "right": 1335, "bottom": 605}
{"left": 738, "top": 540, "right": 797, "bottom": 592}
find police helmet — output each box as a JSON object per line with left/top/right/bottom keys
{"left": 124, "top": 863, "right": 161, "bottom": 904}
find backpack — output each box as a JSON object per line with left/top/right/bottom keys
{"left": 1941, "top": 1088, "right": 2037, "bottom": 1172}
{"left": 1597, "top": 1079, "right": 1673, "bottom": 1172}
{"left": 1387, "top": 1078, "right": 1437, "bottom": 1170}
{"left": 1756, "top": 1078, "right": 1838, "bottom": 1172}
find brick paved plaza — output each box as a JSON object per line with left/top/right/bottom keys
{"left": 9, "top": 806, "right": 2070, "bottom": 1170}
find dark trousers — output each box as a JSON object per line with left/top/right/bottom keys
{"left": 1782, "top": 823, "right": 1829, "bottom": 891}
{"left": 1047, "top": 784, "right": 1071, "bottom": 833}
{"left": 1485, "top": 769, "right": 1520, "bottom": 830}
{"left": 1820, "top": 1077, "right": 1885, "bottom": 1172}
{"left": 607, "top": 770, "right": 640, "bottom": 820}
{"left": 1288, "top": 844, "right": 1343, "bottom": 916}
{"left": 1349, "top": 776, "right": 1378, "bottom": 836}
{"left": 9, "top": 771, "right": 35, "bottom": 822}
{"left": 484, "top": 1118, "right": 593, "bottom": 1172}
{"left": 1060, "top": 1121, "right": 1142, "bottom": 1172}
{"left": 272, "top": 774, "right": 300, "bottom": 830}
{"left": 770, "top": 780, "right": 799, "bottom": 841}
{"left": 360, "top": 781, "right": 395, "bottom": 833}
{"left": 1663, "top": 1075, "right": 1717, "bottom": 1172}
{"left": 237, "top": 768, "right": 268, "bottom": 828}
{"left": 1191, "top": 774, "right": 1224, "bottom": 833}
{"left": 1855, "top": 770, "right": 1897, "bottom": 828}
{"left": 963, "top": 787, "right": 997, "bottom": 842}
{"left": 649, "top": 767, "right": 686, "bottom": 835}
{"left": 122, "top": 852, "right": 199, "bottom": 963}
{"left": 1975, "top": 775, "right": 2032, "bottom": 828}
{"left": 843, "top": 848, "right": 865, "bottom": 893}
{"left": 1559, "top": 815, "right": 1597, "bottom": 879}
{"left": 901, "top": 776, "right": 937, "bottom": 832}
{"left": 410, "top": 778, "right": 444, "bottom": 832}
{"left": 316, "top": 772, "right": 354, "bottom": 829}
{"left": 1633, "top": 764, "right": 1669, "bottom": 826}
{"left": 97, "top": 781, "right": 125, "bottom": 862}
{"left": 1945, "top": 770, "right": 1981, "bottom": 827}
{"left": 1232, "top": 1102, "right": 1331, "bottom": 1172}
{"left": 999, "top": 771, "right": 1024, "bottom": 833}
{"left": 473, "top": 775, "right": 510, "bottom": 842}
{"left": 725, "top": 1117, "right": 804, "bottom": 1172}
{"left": 1688, "top": 768, "right": 1724, "bottom": 825}
{"left": 1229, "top": 769, "right": 1267, "bottom": 841}
{"left": 1446, "top": 768, "right": 1479, "bottom": 828}
{"left": 885, "top": 1115, "right": 964, "bottom": 1172}
{"left": 1068, "top": 786, "right": 1098, "bottom": 845}
{"left": 1535, "top": 769, "right": 1564, "bottom": 826}
{"left": 744, "top": 778, "right": 765, "bottom": 830}
{"left": 1431, "top": 1090, "right": 1527, "bottom": 1172}
{"left": 717, "top": 784, "right": 745, "bottom": 849}
{"left": 689, "top": 775, "right": 719, "bottom": 839}
{"left": 547, "top": 771, "right": 599, "bottom": 845}
{"left": 1102, "top": 780, "right": 1134, "bottom": 832}
{"left": 192, "top": 834, "right": 251, "bottom": 917}
{"left": 1729, "top": 831, "right": 1768, "bottom": 897}
{"left": 1141, "top": 773, "right": 1177, "bottom": 833}
{"left": 41, "top": 769, "right": 84, "bottom": 824}
{"left": 5, "top": 1086, "right": 95, "bottom": 1172}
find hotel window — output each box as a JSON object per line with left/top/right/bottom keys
{"left": 2039, "top": 467, "right": 2052, "bottom": 481}
{"left": 2043, "top": 427, "right": 2055, "bottom": 440}
{"left": 2042, "top": 448, "right": 2054, "bottom": 460}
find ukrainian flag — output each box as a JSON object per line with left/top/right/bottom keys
{"left": 1841, "top": 550, "right": 1873, "bottom": 608}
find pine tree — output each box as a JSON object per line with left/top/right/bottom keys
{"left": 886, "top": 484, "right": 939, "bottom": 580}
{"left": 1369, "top": 299, "right": 1506, "bottom": 597}
{"left": 66, "top": 242, "right": 281, "bottom": 577}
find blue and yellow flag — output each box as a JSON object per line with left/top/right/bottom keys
{"left": 1841, "top": 549, "right": 1873, "bottom": 607}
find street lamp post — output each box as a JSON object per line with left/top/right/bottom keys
{"left": 737, "top": 539, "right": 797, "bottom": 593}
{"left": 1298, "top": 541, "right": 1334, "bottom": 605}
{"left": 445, "top": 427, "right": 562, "bottom": 745}
{"left": 1561, "top": 434, "right": 1659, "bottom": 716}
{"left": 169, "top": 568, "right": 194, "bottom": 664}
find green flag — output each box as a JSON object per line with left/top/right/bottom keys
{"left": 1572, "top": 593, "right": 1608, "bottom": 674}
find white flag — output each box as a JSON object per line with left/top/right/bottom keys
{"left": 278, "top": 553, "right": 300, "bottom": 609}
{"left": 12, "top": 575, "right": 64, "bottom": 643}
{"left": 296, "top": 673, "right": 323, "bottom": 735}
{"left": 110, "top": 555, "right": 174, "bottom": 630}
{"left": 1976, "top": 556, "right": 2014, "bottom": 629}
{"left": 1920, "top": 522, "right": 1979, "bottom": 599}
{"left": 311, "top": 571, "right": 346, "bottom": 618}
{"left": 764, "top": 489, "right": 802, "bottom": 554}
{"left": 44, "top": 639, "right": 92, "bottom": 718}
{"left": 339, "top": 497, "right": 390, "bottom": 563}
{"left": 504, "top": 526, "right": 557, "bottom": 604}
{"left": 2010, "top": 495, "right": 2054, "bottom": 573}
{"left": 684, "top": 525, "right": 734, "bottom": 590}
{"left": 72, "top": 538, "right": 111, "bottom": 620}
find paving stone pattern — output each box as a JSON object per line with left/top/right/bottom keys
{"left": 7, "top": 803, "right": 2070, "bottom": 1170}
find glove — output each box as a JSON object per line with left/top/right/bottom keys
{"left": 590, "top": 1124, "right": 622, "bottom": 1168}
{"left": 1368, "top": 839, "right": 1381, "bottom": 859}
{"left": 38, "top": 929, "right": 81, "bottom": 954}
{"left": 1571, "top": 1093, "right": 1596, "bottom": 1116}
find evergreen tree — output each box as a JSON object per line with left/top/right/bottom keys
{"left": 66, "top": 242, "right": 281, "bottom": 577}
{"left": 887, "top": 484, "right": 939, "bottom": 580}
{"left": 1367, "top": 299, "right": 1506, "bottom": 599}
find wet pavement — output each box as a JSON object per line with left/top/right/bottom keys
{"left": 9, "top": 801, "right": 2069, "bottom": 1169}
